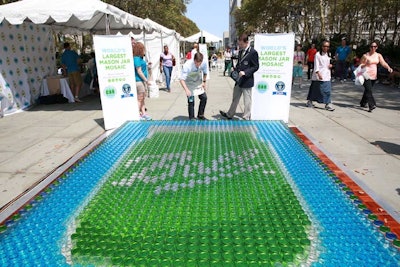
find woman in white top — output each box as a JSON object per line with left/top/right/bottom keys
{"left": 359, "top": 41, "right": 393, "bottom": 112}
{"left": 314, "top": 41, "right": 335, "bottom": 111}
{"left": 159, "top": 45, "right": 175, "bottom": 92}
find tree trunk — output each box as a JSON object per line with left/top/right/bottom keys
{"left": 319, "top": 0, "right": 325, "bottom": 37}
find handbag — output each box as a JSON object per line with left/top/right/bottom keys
{"left": 172, "top": 58, "right": 176, "bottom": 67}
{"left": 230, "top": 69, "right": 240, "bottom": 82}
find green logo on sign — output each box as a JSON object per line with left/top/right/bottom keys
{"left": 104, "top": 86, "right": 116, "bottom": 98}
{"left": 257, "top": 82, "right": 268, "bottom": 93}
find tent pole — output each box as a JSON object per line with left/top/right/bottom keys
{"left": 105, "top": 14, "right": 110, "bottom": 35}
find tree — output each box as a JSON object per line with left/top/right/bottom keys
{"left": 105, "top": 0, "right": 199, "bottom": 37}
{"left": 234, "top": 0, "right": 400, "bottom": 47}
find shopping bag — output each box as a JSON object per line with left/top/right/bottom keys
{"left": 148, "top": 81, "right": 159, "bottom": 98}
{"left": 354, "top": 66, "right": 366, "bottom": 86}
{"left": 354, "top": 74, "right": 364, "bottom": 86}
{"left": 156, "top": 72, "right": 165, "bottom": 85}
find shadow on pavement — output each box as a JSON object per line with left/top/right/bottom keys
{"left": 94, "top": 118, "right": 105, "bottom": 129}
{"left": 371, "top": 141, "right": 400, "bottom": 155}
{"left": 26, "top": 94, "right": 102, "bottom": 112}
{"left": 172, "top": 115, "right": 189, "bottom": 120}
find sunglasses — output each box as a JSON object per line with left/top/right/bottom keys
{"left": 370, "top": 45, "right": 377, "bottom": 48}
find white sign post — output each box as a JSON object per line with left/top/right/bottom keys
{"left": 251, "top": 33, "right": 295, "bottom": 123}
{"left": 198, "top": 43, "right": 210, "bottom": 79}
{"left": 93, "top": 35, "right": 140, "bottom": 130}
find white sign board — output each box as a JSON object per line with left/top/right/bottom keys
{"left": 93, "top": 35, "right": 140, "bottom": 130}
{"left": 198, "top": 44, "right": 210, "bottom": 79}
{"left": 251, "top": 33, "right": 295, "bottom": 122}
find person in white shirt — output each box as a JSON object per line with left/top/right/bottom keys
{"left": 223, "top": 47, "right": 232, "bottom": 76}
{"left": 179, "top": 52, "right": 208, "bottom": 120}
{"left": 314, "top": 41, "right": 335, "bottom": 111}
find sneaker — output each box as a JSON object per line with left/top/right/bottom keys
{"left": 368, "top": 105, "right": 376, "bottom": 112}
{"left": 306, "top": 100, "right": 315, "bottom": 108}
{"left": 141, "top": 114, "right": 152, "bottom": 120}
{"left": 74, "top": 96, "right": 83, "bottom": 103}
{"left": 197, "top": 115, "right": 208, "bottom": 120}
{"left": 219, "top": 110, "right": 232, "bottom": 120}
{"left": 343, "top": 79, "right": 347, "bottom": 82}
{"left": 325, "top": 104, "right": 335, "bottom": 111}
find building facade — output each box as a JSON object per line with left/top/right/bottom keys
{"left": 229, "top": 0, "right": 241, "bottom": 48}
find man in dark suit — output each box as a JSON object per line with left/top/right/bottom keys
{"left": 220, "top": 33, "right": 259, "bottom": 120}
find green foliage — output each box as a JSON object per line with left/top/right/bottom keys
{"left": 104, "top": 0, "right": 198, "bottom": 37}
{"left": 234, "top": 0, "right": 400, "bottom": 52}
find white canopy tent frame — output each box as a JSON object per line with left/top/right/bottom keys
{"left": 184, "top": 30, "right": 222, "bottom": 43}
{"left": 0, "top": 0, "right": 152, "bottom": 34}
{"left": 123, "top": 18, "right": 182, "bottom": 85}
{"left": 0, "top": 0, "right": 159, "bottom": 115}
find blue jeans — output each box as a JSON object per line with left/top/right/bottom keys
{"left": 336, "top": 60, "right": 347, "bottom": 80}
{"left": 319, "top": 81, "right": 332, "bottom": 104}
{"left": 163, "top": 65, "right": 173, "bottom": 90}
{"left": 350, "top": 64, "right": 356, "bottom": 80}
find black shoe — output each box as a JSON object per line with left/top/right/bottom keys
{"left": 219, "top": 110, "right": 232, "bottom": 119}
{"left": 360, "top": 104, "right": 367, "bottom": 108}
{"left": 189, "top": 117, "right": 196, "bottom": 120}
{"left": 197, "top": 115, "right": 208, "bottom": 120}
{"left": 368, "top": 105, "right": 376, "bottom": 112}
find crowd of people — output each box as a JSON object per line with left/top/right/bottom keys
{"left": 128, "top": 33, "right": 258, "bottom": 121}
{"left": 304, "top": 39, "right": 394, "bottom": 113}
{"left": 60, "top": 33, "right": 396, "bottom": 121}
{"left": 180, "top": 33, "right": 259, "bottom": 121}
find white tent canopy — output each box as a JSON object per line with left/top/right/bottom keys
{"left": 0, "top": 0, "right": 151, "bottom": 34}
{"left": 0, "top": 0, "right": 168, "bottom": 115}
{"left": 125, "top": 18, "right": 182, "bottom": 85}
{"left": 184, "top": 30, "right": 222, "bottom": 43}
